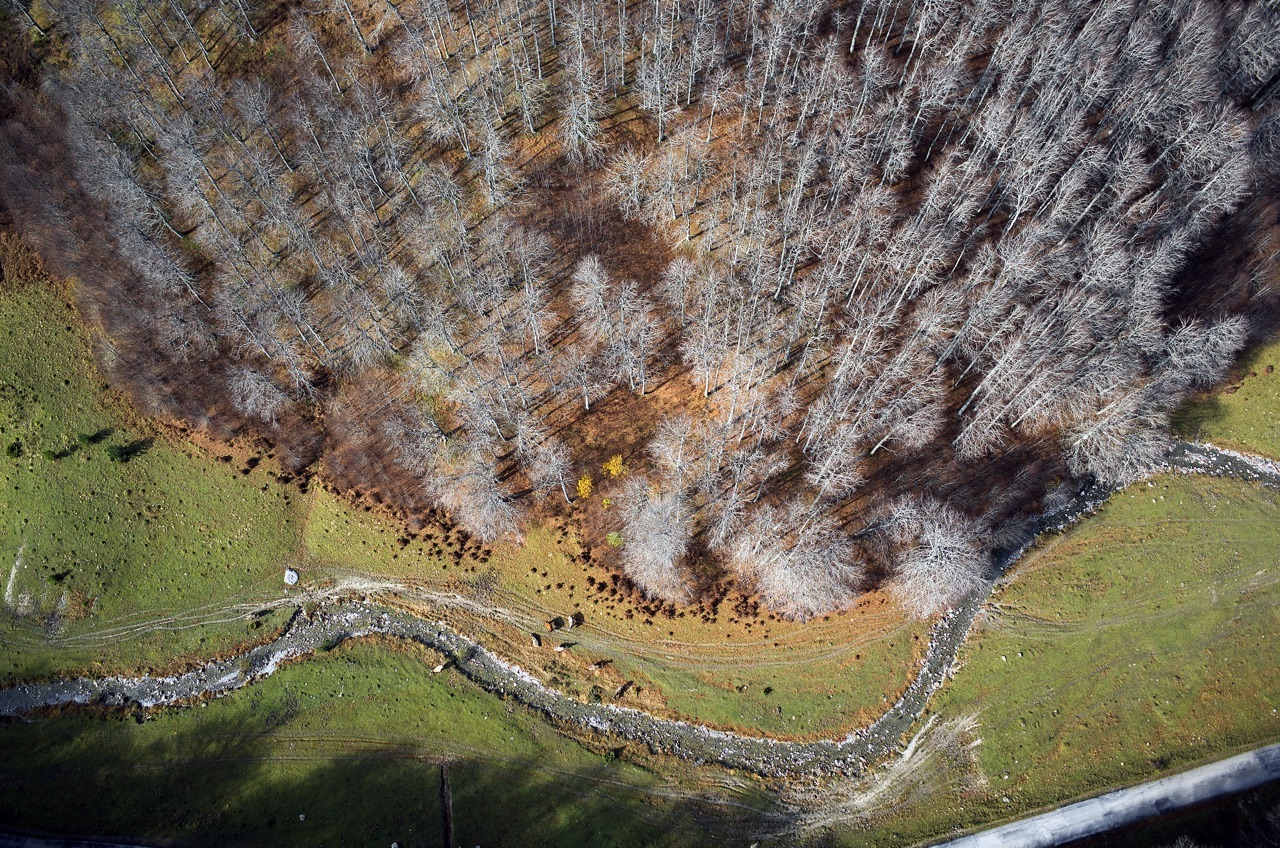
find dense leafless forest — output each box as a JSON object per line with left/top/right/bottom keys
{"left": 0, "top": 0, "right": 1278, "bottom": 619}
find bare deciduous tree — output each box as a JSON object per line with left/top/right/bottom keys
{"left": 618, "top": 476, "right": 693, "bottom": 603}
{"left": 728, "top": 503, "right": 864, "bottom": 620}
{"left": 228, "top": 365, "right": 291, "bottom": 424}
{"left": 888, "top": 497, "right": 987, "bottom": 617}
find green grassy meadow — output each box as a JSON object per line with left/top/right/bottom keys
{"left": 0, "top": 280, "right": 306, "bottom": 681}
{"left": 842, "top": 473, "right": 1280, "bottom": 846}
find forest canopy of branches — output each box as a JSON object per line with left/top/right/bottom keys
{"left": 1, "top": 0, "right": 1278, "bottom": 620}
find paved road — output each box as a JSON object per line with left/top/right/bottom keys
{"left": 937, "top": 742, "right": 1280, "bottom": 847}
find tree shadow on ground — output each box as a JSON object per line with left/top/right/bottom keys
{"left": 84, "top": 427, "right": 113, "bottom": 445}
{"left": 105, "top": 438, "right": 152, "bottom": 464}
{"left": 0, "top": 690, "right": 789, "bottom": 848}
{"left": 1167, "top": 335, "right": 1280, "bottom": 441}
{"left": 1170, "top": 395, "right": 1229, "bottom": 441}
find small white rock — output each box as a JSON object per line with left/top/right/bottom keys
{"left": 284, "top": 568, "right": 299, "bottom": 586}
{"left": 299, "top": 814, "right": 306, "bottom": 821}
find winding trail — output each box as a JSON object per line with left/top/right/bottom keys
{"left": 1, "top": 441, "right": 1276, "bottom": 779}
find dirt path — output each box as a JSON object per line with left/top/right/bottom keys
{"left": 0, "top": 440, "right": 1273, "bottom": 779}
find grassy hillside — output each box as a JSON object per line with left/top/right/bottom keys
{"left": 0, "top": 639, "right": 766, "bottom": 847}
{"left": 839, "top": 473, "right": 1280, "bottom": 846}
{"left": 8, "top": 471, "right": 1278, "bottom": 848}
{"left": 0, "top": 273, "right": 306, "bottom": 681}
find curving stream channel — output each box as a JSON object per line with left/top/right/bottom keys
{"left": 1, "top": 441, "right": 1277, "bottom": 779}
